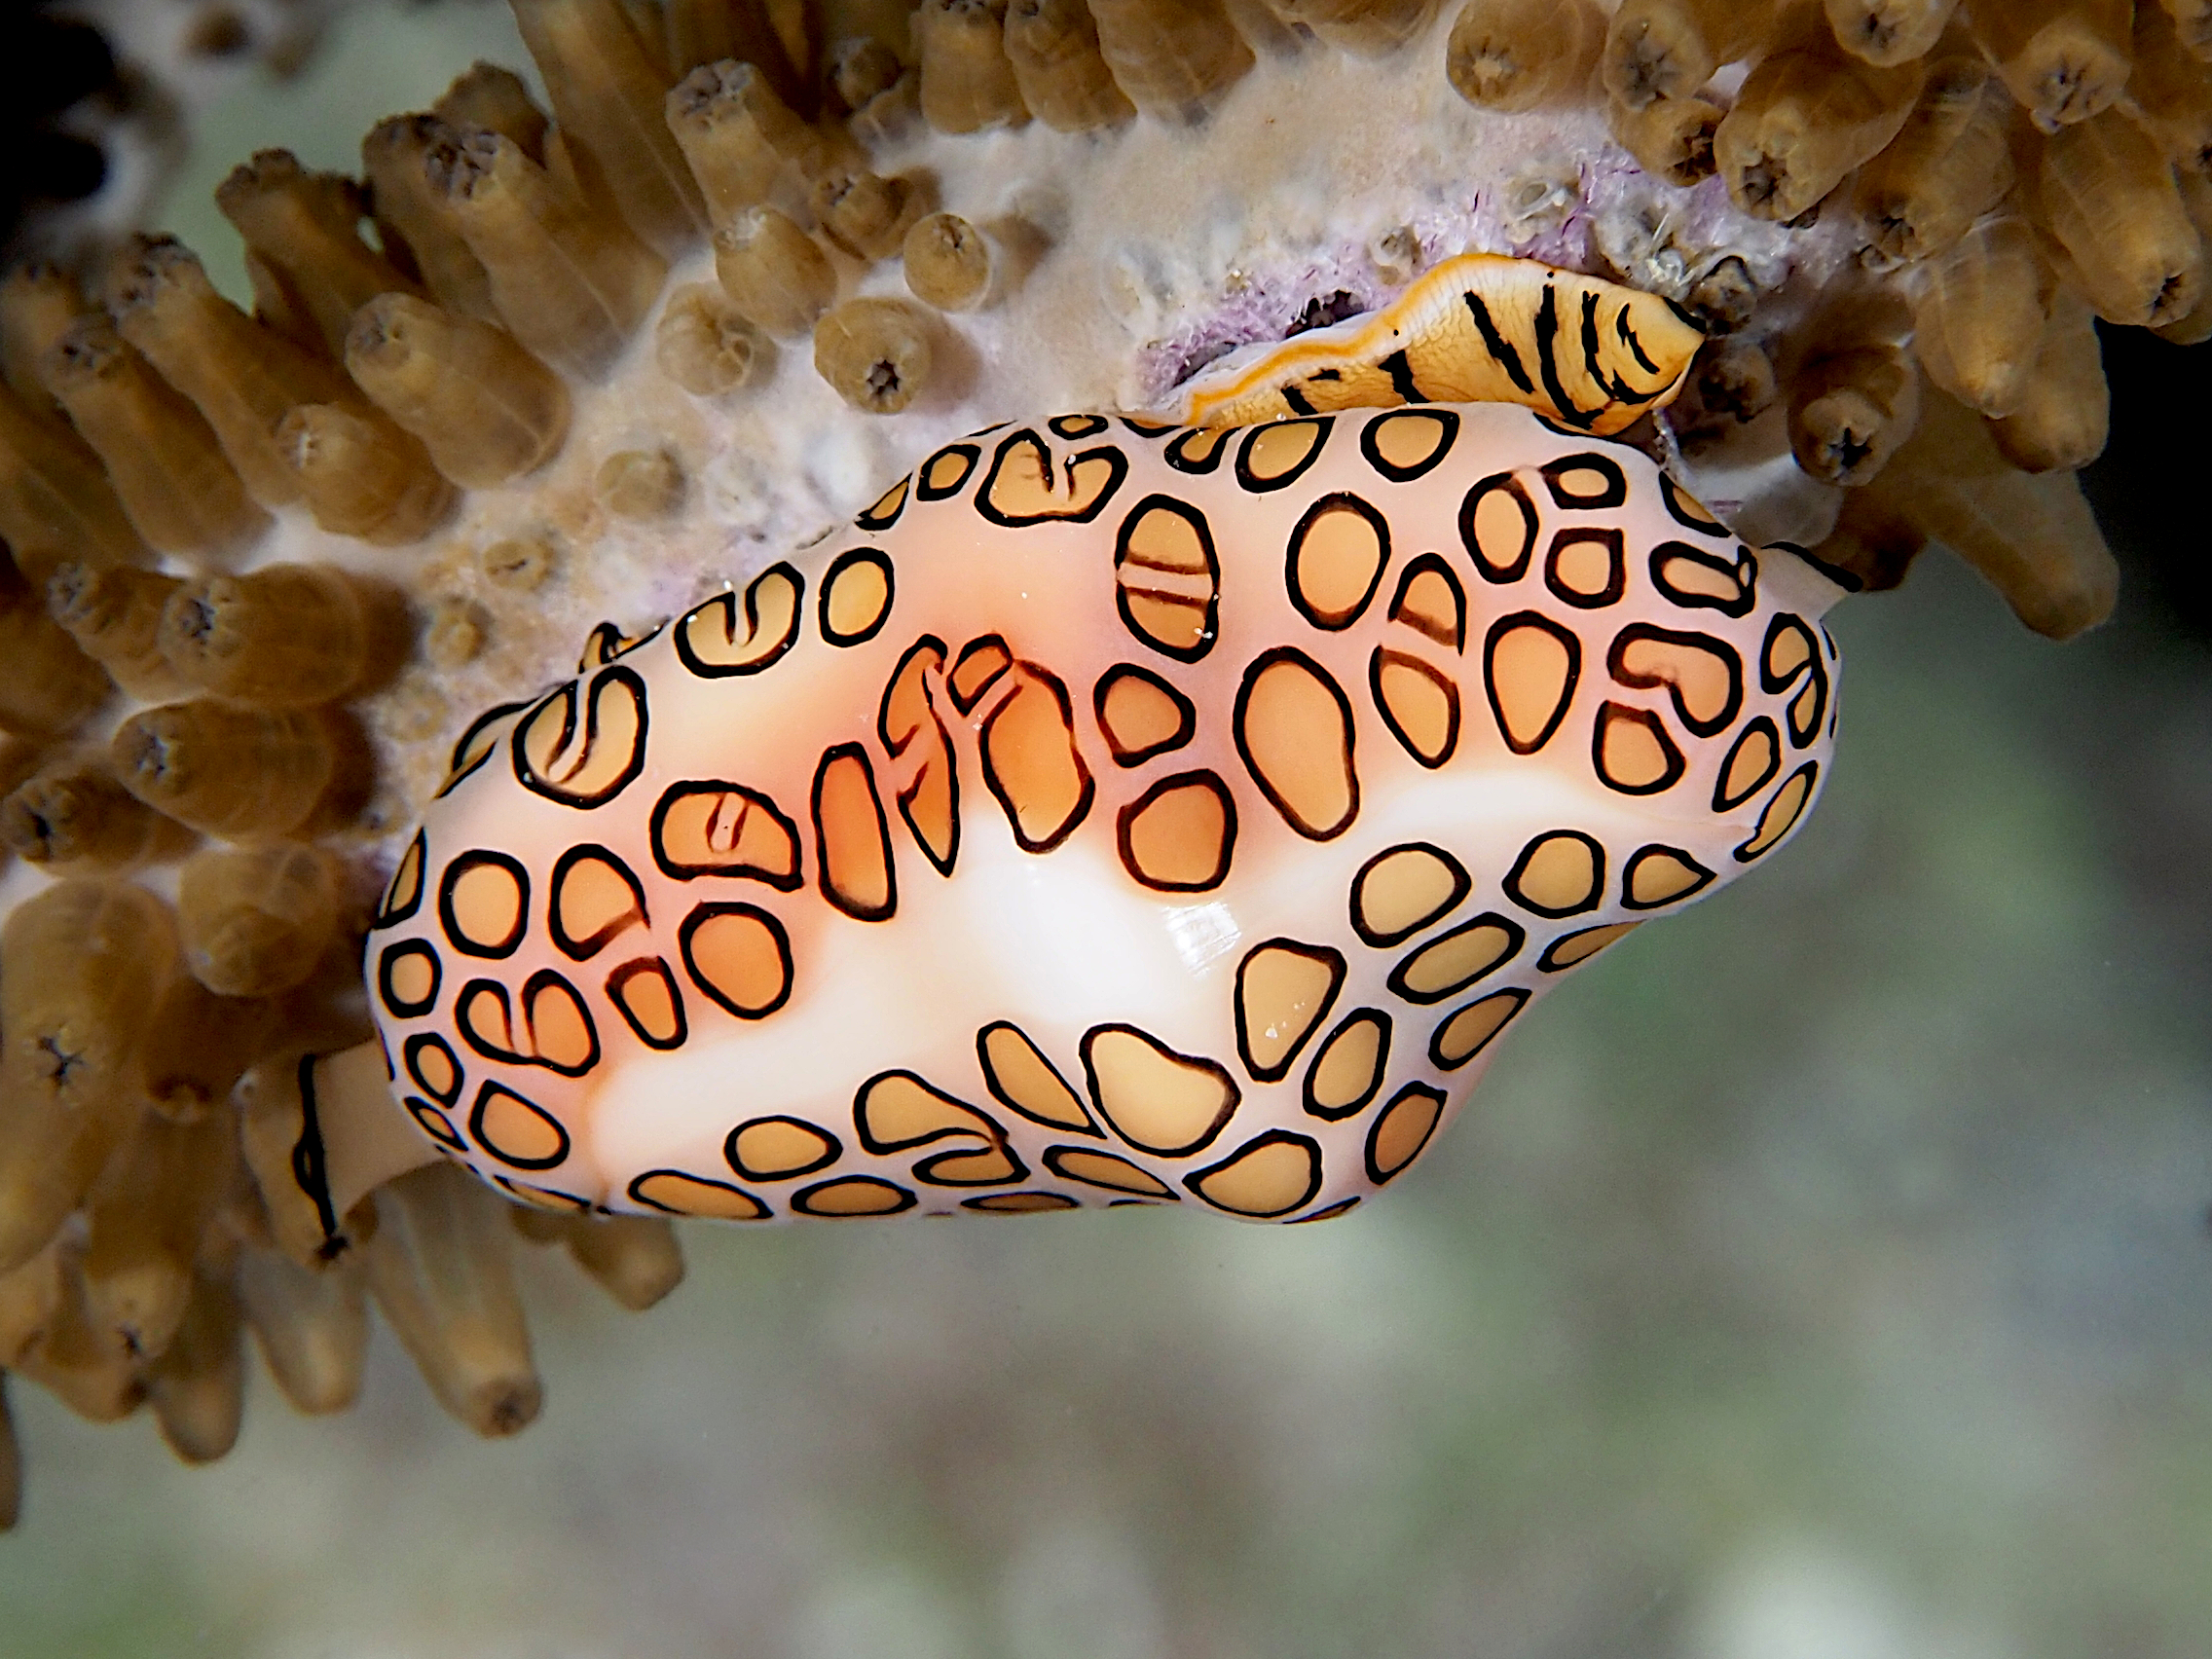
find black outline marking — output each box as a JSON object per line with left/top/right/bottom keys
{"left": 1459, "top": 471, "right": 1539, "bottom": 583}
{"left": 455, "top": 970, "right": 601, "bottom": 1078}
{"left": 725, "top": 1114, "right": 840, "bottom": 1181}
{"left": 1164, "top": 425, "right": 1232, "bottom": 474}
{"left": 916, "top": 441, "right": 980, "bottom": 499}
{"left": 1733, "top": 759, "right": 1819, "bottom": 864}
{"left": 1121, "top": 417, "right": 1177, "bottom": 438}
{"left": 1234, "top": 416, "right": 1332, "bottom": 494}
{"left": 1621, "top": 844, "right": 1716, "bottom": 910}
{"left": 1081, "top": 1022, "right": 1241, "bottom": 1157}
{"left": 913, "top": 1140, "right": 1028, "bottom": 1189}
{"left": 1288, "top": 1196, "right": 1361, "bottom": 1224}
{"left": 650, "top": 780, "right": 803, "bottom": 890}
{"left": 855, "top": 474, "right": 907, "bottom": 530}
{"left": 1285, "top": 491, "right": 1391, "bottom": 630}
{"left": 679, "top": 901, "right": 794, "bottom": 1019}
{"left": 1234, "top": 939, "right": 1346, "bottom": 1084}
{"left": 405, "top": 1098, "right": 465, "bottom": 1150}
{"left": 811, "top": 742, "right": 898, "bottom": 921}
{"left": 1361, "top": 408, "right": 1458, "bottom": 482}
{"left": 977, "top": 1022, "right": 1101, "bottom": 1136}
{"left": 1365, "top": 1083, "right": 1447, "bottom": 1182}
{"left": 1649, "top": 539, "right": 1757, "bottom": 617}
{"left": 436, "top": 700, "right": 528, "bottom": 798}
{"left": 977, "top": 428, "right": 1129, "bottom": 527}
{"left": 1484, "top": 610, "right": 1581, "bottom": 756}
{"left": 1050, "top": 414, "right": 1111, "bottom": 439}
{"left": 292, "top": 1053, "right": 341, "bottom": 1255}
{"left": 1538, "top": 451, "right": 1628, "bottom": 510}
{"left": 1234, "top": 645, "right": 1360, "bottom": 841}
{"left": 1659, "top": 473, "right": 1732, "bottom": 539}
{"left": 628, "top": 1169, "right": 767, "bottom": 1219}
{"left": 947, "top": 634, "right": 1013, "bottom": 715}
{"left": 792, "top": 1175, "right": 916, "bottom": 1217}
{"left": 1532, "top": 410, "right": 1643, "bottom": 447}
{"left": 378, "top": 830, "right": 426, "bottom": 926}
{"left": 1115, "top": 768, "right": 1237, "bottom": 892}
{"left": 511, "top": 665, "right": 648, "bottom": 809}
{"left": 963, "top": 1192, "right": 1079, "bottom": 1213}
{"left": 977, "top": 661, "right": 1095, "bottom": 855}
{"left": 1301, "top": 1008, "right": 1391, "bottom": 1121}
{"left": 493, "top": 1177, "right": 590, "bottom": 1211}
{"left": 1607, "top": 622, "right": 1744, "bottom": 737}
{"left": 1186, "top": 1128, "right": 1322, "bottom": 1218}
{"left": 1349, "top": 842, "right": 1470, "bottom": 948}
{"left": 378, "top": 939, "right": 441, "bottom": 1017}
{"left": 576, "top": 618, "right": 660, "bottom": 670}
{"left": 1543, "top": 526, "right": 1627, "bottom": 609}
{"left": 878, "top": 635, "right": 961, "bottom": 878}
{"left": 1093, "top": 662, "right": 1197, "bottom": 767}
{"left": 438, "top": 849, "right": 530, "bottom": 959}
{"left": 1712, "top": 716, "right": 1782, "bottom": 811}
{"left": 1771, "top": 536, "right": 1864, "bottom": 593}
{"left": 1593, "top": 701, "right": 1686, "bottom": 795}
{"left": 549, "top": 842, "right": 649, "bottom": 959}
{"left": 1386, "top": 912, "right": 1526, "bottom": 1005}
{"left": 818, "top": 548, "right": 896, "bottom": 646}
{"left": 674, "top": 564, "right": 805, "bottom": 679}
{"left": 1115, "top": 494, "right": 1221, "bottom": 664}
{"left": 403, "top": 1032, "right": 463, "bottom": 1107}
{"left": 1044, "top": 1144, "right": 1174, "bottom": 1198}
{"left": 1386, "top": 553, "right": 1466, "bottom": 651}
{"left": 469, "top": 1079, "right": 571, "bottom": 1171}
{"left": 605, "top": 956, "right": 687, "bottom": 1051}
{"left": 1760, "top": 614, "right": 1828, "bottom": 747}
{"left": 854, "top": 1070, "right": 1003, "bottom": 1154}
{"left": 1369, "top": 645, "right": 1461, "bottom": 769}
{"left": 1538, "top": 923, "right": 1638, "bottom": 971}
{"left": 1502, "top": 830, "right": 1606, "bottom": 919}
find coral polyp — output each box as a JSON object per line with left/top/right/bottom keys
{"left": 0, "top": 0, "right": 2194, "bottom": 1530}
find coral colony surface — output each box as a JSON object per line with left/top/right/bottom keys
{"left": 0, "top": 0, "right": 2199, "bottom": 1530}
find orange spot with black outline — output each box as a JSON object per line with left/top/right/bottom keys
{"left": 1117, "top": 769, "right": 1235, "bottom": 892}
{"left": 1235, "top": 646, "right": 1359, "bottom": 840}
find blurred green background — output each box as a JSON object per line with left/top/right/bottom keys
{"left": 4, "top": 4, "right": 2209, "bottom": 1654}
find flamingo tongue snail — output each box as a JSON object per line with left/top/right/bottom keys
{"left": 282, "top": 256, "right": 1846, "bottom": 1244}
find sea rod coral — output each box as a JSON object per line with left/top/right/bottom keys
{"left": 0, "top": 0, "right": 2197, "bottom": 1528}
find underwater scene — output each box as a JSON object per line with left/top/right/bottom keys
{"left": 0, "top": 1, "right": 2208, "bottom": 1654}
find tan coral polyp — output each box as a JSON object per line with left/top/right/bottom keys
{"left": 2035, "top": 108, "right": 2205, "bottom": 329}
{"left": 346, "top": 294, "right": 571, "bottom": 488}
{"left": 664, "top": 58, "right": 823, "bottom": 231}
{"left": 428, "top": 129, "right": 670, "bottom": 381}
{"left": 505, "top": 0, "right": 707, "bottom": 259}
{"left": 917, "top": 0, "right": 1031, "bottom": 134}
{"left": 1085, "top": 0, "right": 1254, "bottom": 123}
{"left": 1005, "top": 0, "right": 1136, "bottom": 131}
{"left": 1714, "top": 23, "right": 1924, "bottom": 222}
{"left": 159, "top": 564, "right": 369, "bottom": 709}
{"left": 0, "top": 880, "right": 178, "bottom": 1276}
{"left": 215, "top": 148, "right": 423, "bottom": 357}
{"left": 1450, "top": 0, "right": 1604, "bottom": 114}
{"left": 41, "top": 314, "right": 268, "bottom": 558}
